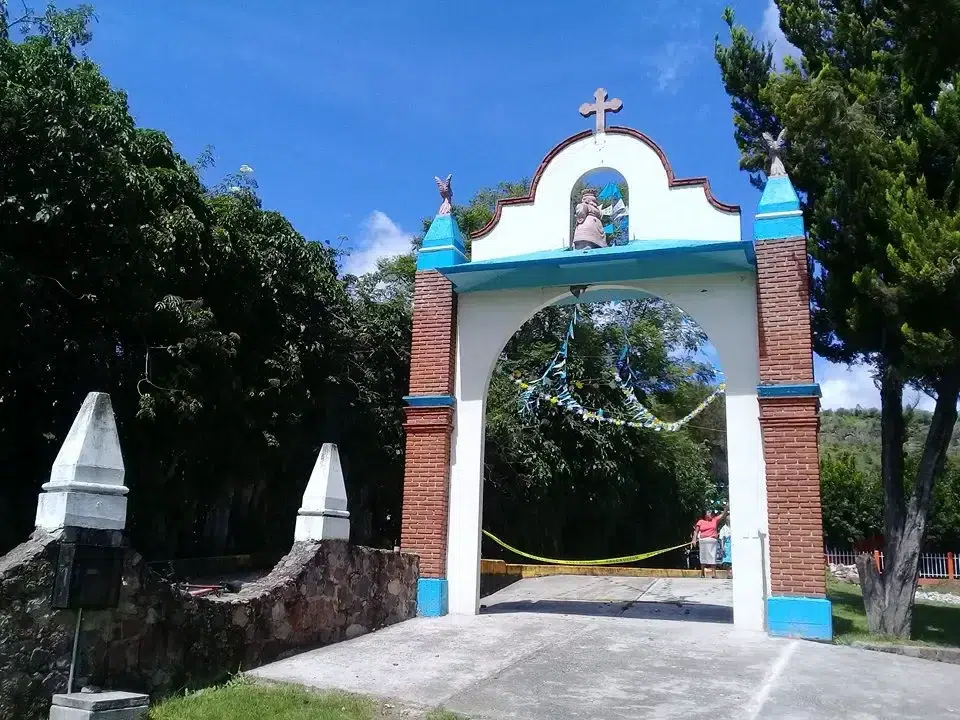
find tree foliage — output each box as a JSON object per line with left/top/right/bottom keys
{"left": 716, "top": 0, "right": 960, "bottom": 636}
{"left": 0, "top": 6, "right": 399, "bottom": 557}
{"left": 820, "top": 451, "right": 884, "bottom": 545}
{"left": 483, "top": 299, "right": 724, "bottom": 562}
{"left": 820, "top": 409, "right": 960, "bottom": 549}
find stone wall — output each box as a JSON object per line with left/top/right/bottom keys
{"left": 0, "top": 532, "right": 418, "bottom": 720}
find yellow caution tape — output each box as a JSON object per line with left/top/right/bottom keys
{"left": 482, "top": 530, "right": 690, "bottom": 566}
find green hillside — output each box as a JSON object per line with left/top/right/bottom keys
{"left": 820, "top": 408, "right": 960, "bottom": 474}
{"left": 818, "top": 409, "right": 960, "bottom": 549}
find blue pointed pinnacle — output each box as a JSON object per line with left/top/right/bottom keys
{"left": 417, "top": 214, "right": 468, "bottom": 271}
{"left": 754, "top": 174, "right": 804, "bottom": 242}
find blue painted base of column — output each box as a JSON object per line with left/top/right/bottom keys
{"left": 417, "top": 578, "right": 449, "bottom": 617}
{"left": 767, "top": 597, "right": 833, "bottom": 641}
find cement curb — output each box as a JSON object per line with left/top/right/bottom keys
{"left": 850, "top": 640, "right": 960, "bottom": 665}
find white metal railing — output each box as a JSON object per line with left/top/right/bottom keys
{"left": 825, "top": 548, "right": 957, "bottom": 579}
{"left": 919, "top": 553, "right": 949, "bottom": 579}
{"left": 825, "top": 548, "right": 858, "bottom": 566}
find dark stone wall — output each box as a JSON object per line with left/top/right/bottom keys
{"left": 0, "top": 532, "right": 419, "bottom": 720}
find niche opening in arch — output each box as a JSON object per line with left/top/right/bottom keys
{"left": 570, "top": 169, "right": 629, "bottom": 250}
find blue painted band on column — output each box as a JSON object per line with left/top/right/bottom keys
{"left": 417, "top": 245, "right": 469, "bottom": 270}
{"left": 757, "top": 383, "right": 821, "bottom": 398}
{"left": 403, "top": 395, "right": 456, "bottom": 407}
{"left": 417, "top": 578, "right": 449, "bottom": 617}
{"left": 754, "top": 214, "right": 805, "bottom": 241}
{"left": 767, "top": 596, "right": 833, "bottom": 641}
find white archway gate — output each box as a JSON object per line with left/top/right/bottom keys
{"left": 400, "top": 93, "right": 831, "bottom": 641}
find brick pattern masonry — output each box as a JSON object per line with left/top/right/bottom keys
{"left": 756, "top": 237, "right": 826, "bottom": 597}
{"left": 400, "top": 270, "right": 457, "bottom": 577}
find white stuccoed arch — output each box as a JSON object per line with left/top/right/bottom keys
{"left": 471, "top": 128, "right": 741, "bottom": 263}
{"left": 446, "top": 273, "right": 770, "bottom": 631}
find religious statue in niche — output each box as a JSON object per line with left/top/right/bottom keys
{"left": 572, "top": 187, "right": 607, "bottom": 249}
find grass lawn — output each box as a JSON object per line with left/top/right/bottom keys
{"left": 828, "top": 578, "right": 960, "bottom": 647}
{"left": 149, "top": 678, "right": 462, "bottom": 720}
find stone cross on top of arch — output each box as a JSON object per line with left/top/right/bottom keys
{"left": 579, "top": 88, "right": 623, "bottom": 134}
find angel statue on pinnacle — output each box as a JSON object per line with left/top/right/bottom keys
{"left": 435, "top": 174, "right": 453, "bottom": 215}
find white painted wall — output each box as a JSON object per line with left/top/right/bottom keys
{"left": 471, "top": 132, "right": 741, "bottom": 263}
{"left": 445, "top": 274, "right": 768, "bottom": 632}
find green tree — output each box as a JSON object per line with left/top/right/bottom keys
{"left": 0, "top": 5, "right": 391, "bottom": 557}
{"left": 0, "top": 4, "right": 219, "bottom": 550}
{"left": 483, "top": 298, "right": 722, "bottom": 562}
{"left": 716, "top": 1, "right": 960, "bottom": 636}
{"left": 820, "top": 451, "right": 882, "bottom": 545}
{"left": 927, "top": 458, "right": 960, "bottom": 549}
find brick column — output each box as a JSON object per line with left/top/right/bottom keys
{"left": 400, "top": 269, "right": 457, "bottom": 615}
{"left": 754, "top": 173, "right": 832, "bottom": 641}
{"left": 756, "top": 237, "right": 824, "bottom": 596}
{"left": 400, "top": 210, "right": 467, "bottom": 617}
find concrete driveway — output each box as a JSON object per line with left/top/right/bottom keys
{"left": 252, "top": 576, "right": 960, "bottom": 719}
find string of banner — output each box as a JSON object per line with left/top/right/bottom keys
{"left": 512, "top": 305, "right": 725, "bottom": 431}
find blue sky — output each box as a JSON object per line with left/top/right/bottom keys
{"left": 73, "top": 0, "right": 917, "bottom": 410}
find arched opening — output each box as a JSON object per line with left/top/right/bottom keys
{"left": 569, "top": 168, "right": 629, "bottom": 249}
{"left": 476, "top": 290, "right": 733, "bottom": 620}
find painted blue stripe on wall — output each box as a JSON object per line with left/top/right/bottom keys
{"left": 757, "top": 384, "right": 822, "bottom": 398}
{"left": 435, "top": 240, "right": 756, "bottom": 292}
{"left": 421, "top": 235, "right": 467, "bottom": 252}
{"left": 403, "top": 395, "right": 456, "bottom": 407}
{"left": 417, "top": 247, "right": 468, "bottom": 271}
{"left": 756, "top": 199, "right": 801, "bottom": 215}
{"left": 767, "top": 596, "right": 833, "bottom": 641}
{"left": 418, "top": 578, "right": 449, "bottom": 617}
{"left": 754, "top": 215, "right": 805, "bottom": 241}
{"left": 442, "top": 239, "right": 753, "bottom": 276}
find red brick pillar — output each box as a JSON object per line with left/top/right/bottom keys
{"left": 400, "top": 269, "right": 457, "bottom": 615}
{"left": 754, "top": 175, "right": 831, "bottom": 640}
{"left": 756, "top": 234, "right": 827, "bottom": 599}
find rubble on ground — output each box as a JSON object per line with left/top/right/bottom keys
{"left": 829, "top": 563, "right": 860, "bottom": 584}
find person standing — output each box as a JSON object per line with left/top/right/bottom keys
{"left": 690, "top": 502, "right": 728, "bottom": 579}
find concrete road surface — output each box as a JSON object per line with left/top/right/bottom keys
{"left": 252, "top": 576, "right": 960, "bottom": 719}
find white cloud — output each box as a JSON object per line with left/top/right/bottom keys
{"left": 817, "top": 361, "right": 936, "bottom": 411}
{"left": 646, "top": 42, "right": 701, "bottom": 93}
{"left": 758, "top": 0, "right": 801, "bottom": 68}
{"left": 818, "top": 363, "right": 880, "bottom": 410}
{"left": 342, "top": 211, "right": 413, "bottom": 277}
